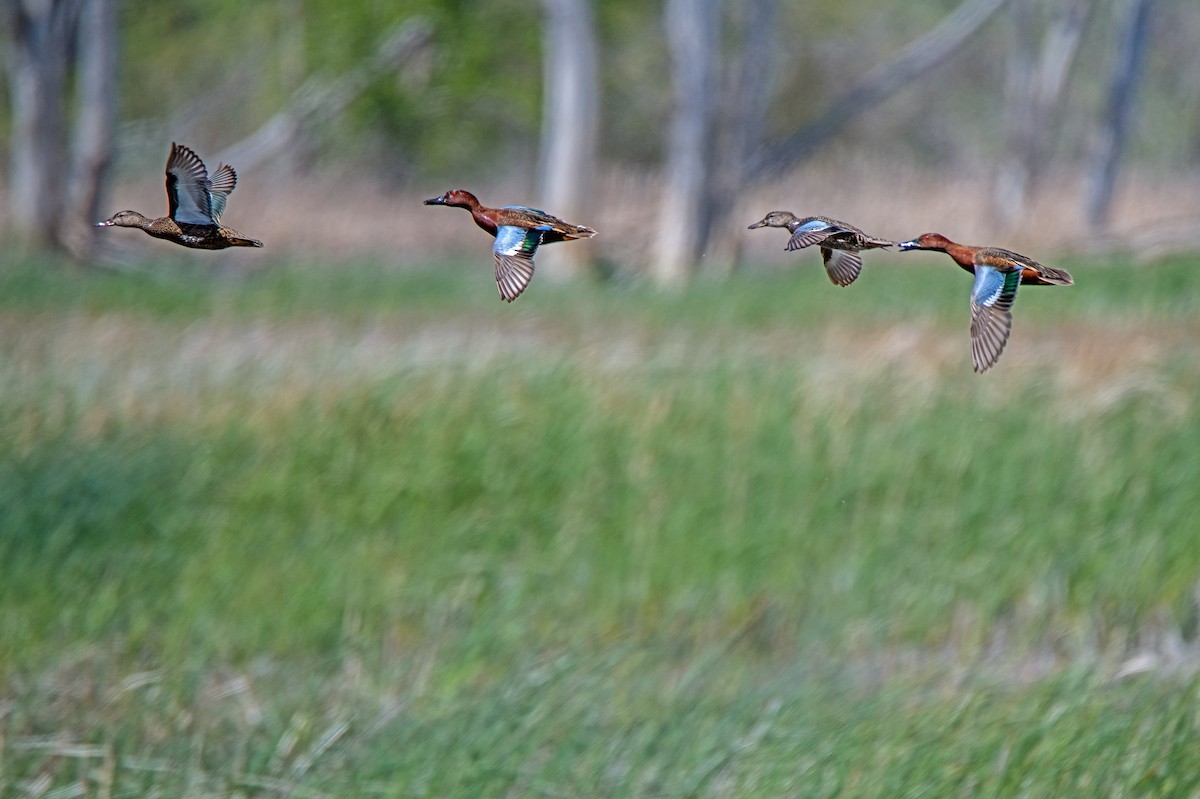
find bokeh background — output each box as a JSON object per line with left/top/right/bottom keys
{"left": 2, "top": 0, "right": 1200, "bottom": 796}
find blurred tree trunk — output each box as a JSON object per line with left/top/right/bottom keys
{"left": 3, "top": 0, "right": 117, "bottom": 258}
{"left": 1085, "top": 0, "right": 1155, "bottom": 229}
{"left": 653, "top": 0, "right": 719, "bottom": 287}
{"left": 706, "top": 0, "right": 776, "bottom": 276}
{"left": 992, "top": 0, "right": 1090, "bottom": 228}
{"left": 3, "top": 0, "right": 83, "bottom": 251}
{"left": 537, "top": 0, "right": 600, "bottom": 282}
{"left": 750, "top": 0, "right": 1012, "bottom": 180}
{"left": 66, "top": 0, "right": 119, "bottom": 259}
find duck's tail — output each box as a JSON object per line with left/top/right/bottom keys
{"left": 562, "top": 224, "right": 597, "bottom": 240}
{"left": 1032, "top": 266, "right": 1073, "bottom": 286}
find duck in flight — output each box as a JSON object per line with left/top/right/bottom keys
{"left": 748, "top": 212, "right": 894, "bottom": 287}
{"left": 424, "top": 189, "right": 596, "bottom": 302}
{"left": 97, "top": 142, "right": 263, "bottom": 250}
{"left": 897, "top": 233, "right": 1073, "bottom": 373}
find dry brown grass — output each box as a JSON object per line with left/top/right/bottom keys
{"left": 2, "top": 309, "right": 1192, "bottom": 441}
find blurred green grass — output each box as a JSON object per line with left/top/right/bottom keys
{"left": 3, "top": 250, "right": 1198, "bottom": 324}
{"left": 1, "top": 254, "right": 1198, "bottom": 796}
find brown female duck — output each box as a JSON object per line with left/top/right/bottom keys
{"left": 98, "top": 143, "right": 263, "bottom": 250}
{"left": 424, "top": 189, "right": 596, "bottom": 302}
{"left": 748, "top": 212, "right": 894, "bottom": 287}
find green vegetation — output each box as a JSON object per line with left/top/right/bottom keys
{"left": 2, "top": 255, "right": 1199, "bottom": 796}
{"left": 96, "top": 0, "right": 1200, "bottom": 177}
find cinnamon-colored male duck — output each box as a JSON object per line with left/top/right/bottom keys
{"left": 747, "top": 212, "right": 894, "bottom": 287}
{"left": 97, "top": 142, "right": 263, "bottom": 249}
{"left": 897, "top": 233, "right": 1073, "bottom": 373}
{"left": 424, "top": 189, "right": 596, "bottom": 302}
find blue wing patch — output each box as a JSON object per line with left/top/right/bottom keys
{"left": 493, "top": 225, "right": 543, "bottom": 258}
{"left": 972, "top": 266, "right": 1020, "bottom": 309}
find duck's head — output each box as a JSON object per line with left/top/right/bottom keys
{"left": 747, "top": 211, "right": 798, "bottom": 230}
{"left": 96, "top": 210, "right": 150, "bottom": 228}
{"left": 423, "top": 189, "right": 479, "bottom": 209}
{"left": 896, "top": 232, "right": 952, "bottom": 252}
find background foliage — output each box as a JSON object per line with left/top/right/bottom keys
{"left": 61, "top": 0, "right": 1197, "bottom": 179}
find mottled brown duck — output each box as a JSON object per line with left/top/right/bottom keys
{"left": 748, "top": 212, "right": 893, "bottom": 287}
{"left": 98, "top": 142, "right": 263, "bottom": 250}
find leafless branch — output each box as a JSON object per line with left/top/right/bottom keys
{"left": 214, "top": 19, "right": 432, "bottom": 174}
{"left": 750, "top": 0, "right": 1013, "bottom": 180}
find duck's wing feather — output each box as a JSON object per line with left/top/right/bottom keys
{"left": 975, "top": 247, "right": 1038, "bottom": 270}
{"left": 786, "top": 228, "right": 835, "bottom": 251}
{"left": 208, "top": 163, "right": 238, "bottom": 223}
{"left": 976, "top": 247, "right": 1073, "bottom": 287}
{"left": 821, "top": 247, "right": 862, "bottom": 287}
{"left": 500, "top": 206, "right": 596, "bottom": 241}
{"left": 783, "top": 218, "right": 843, "bottom": 252}
{"left": 969, "top": 266, "right": 1021, "bottom": 373}
{"left": 492, "top": 225, "right": 543, "bottom": 302}
{"left": 502, "top": 205, "right": 551, "bottom": 216}
{"left": 165, "top": 143, "right": 215, "bottom": 225}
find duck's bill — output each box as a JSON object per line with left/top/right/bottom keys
{"left": 422, "top": 195, "right": 447, "bottom": 205}
{"left": 896, "top": 239, "right": 921, "bottom": 251}
{"left": 747, "top": 219, "right": 768, "bottom": 229}
{"left": 95, "top": 220, "right": 114, "bottom": 227}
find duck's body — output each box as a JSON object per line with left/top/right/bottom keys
{"left": 748, "top": 211, "right": 893, "bottom": 287}
{"left": 897, "top": 233, "right": 1073, "bottom": 373}
{"left": 101, "top": 212, "right": 262, "bottom": 249}
{"left": 98, "top": 143, "right": 263, "bottom": 250}
{"left": 424, "top": 189, "right": 596, "bottom": 302}
{"left": 897, "top": 232, "right": 1070, "bottom": 287}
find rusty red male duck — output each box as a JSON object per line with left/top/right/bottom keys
{"left": 424, "top": 189, "right": 597, "bottom": 302}
{"left": 97, "top": 143, "right": 263, "bottom": 250}
{"left": 897, "top": 232, "right": 1073, "bottom": 373}
{"left": 747, "top": 212, "right": 894, "bottom": 287}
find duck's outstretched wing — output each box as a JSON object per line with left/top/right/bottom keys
{"left": 208, "top": 163, "right": 238, "bottom": 223}
{"left": 165, "top": 143, "right": 215, "bottom": 225}
{"left": 786, "top": 226, "right": 837, "bottom": 252}
{"left": 969, "top": 266, "right": 1021, "bottom": 373}
{"left": 821, "top": 248, "right": 862, "bottom": 287}
{"left": 492, "top": 225, "right": 543, "bottom": 302}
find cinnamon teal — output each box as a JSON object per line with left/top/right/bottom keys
{"left": 423, "top": 189, "right": 597, "bottom": 302}
{"left": 97, "top": 142, "right": 263, "bottom": 250}
{"left": 747, "top": 212, "right": 894, "bottom": 287}
{"left": 897, "top": 233, "right": 1073, "bottom": 373}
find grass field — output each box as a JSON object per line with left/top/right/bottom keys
{"left": 1, "top": 252, "right": 1198, "bottom": 797}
